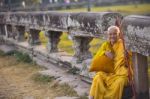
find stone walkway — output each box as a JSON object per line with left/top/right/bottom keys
{"left": 35, "top": 57, "right": 90, "bottom": 96}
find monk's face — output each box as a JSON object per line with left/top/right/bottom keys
{"left": 108, "top": 29, "right": 118, "bottom": 44}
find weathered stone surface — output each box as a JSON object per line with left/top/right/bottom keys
{"left": 0, "top": 44, "right": 16, "bottom": 54}
{"left": 45, "top": 31, "right": 62, "bottom": 53}
{"left": 0, "top": 24, "right": 5, "bottom": 35}
{"left": 6, "top": 24, "right": 13, "bottom": 38}
{"left": 28, "top": 29, "right": 41, "bottom": 45}
{"left": 72, "top": 36, "right": 93, "bottom": 63}
{"left": 0, "top": 12, "right": 8, "bottom": 24}
{"left": 6, "top": 12, "right": 30, "bottom": 26}
{"left": 0, "top": 12, "right": 122, "bottom": 37}
{"left": 122, "top": 15, "right": 150, "bottom": 56}
{"left": 15, "top": 26, "right": 26, "bottom": 41}
{"left": 29, "top": 11, "right": 45, "bottom": 30}
{"left": 80, "top": 59, "right": 95, "bottom": 83}
{"left": 44, "top": 12, "right": 69, "bottom": 32}
{"left": 0, "top": 36, "right": 5, "bottom": 44}
{"left": 68, "top": 12, "right": 123, "bottom": 37}
{"left": 3, "top": 11, "right": 69, "bottom": 31}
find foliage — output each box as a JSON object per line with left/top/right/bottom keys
{"left": 32, "top": 73, "right": 78, "bottom": 96}
{"left": 0, "top": 50, "right": 5, "bottom": 56}
{"left": 13, "top": 51, "right": 32, "bottom": 63}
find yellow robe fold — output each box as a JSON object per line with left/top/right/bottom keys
{"left": 90, "top": 39, "right": 129, "bottom": 99}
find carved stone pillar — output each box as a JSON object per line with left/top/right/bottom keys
{"left": 28, "top": 29, "right": 41, "bottom": 45}
{"left": 45, "top": 31, "right": 62, "bottom": 53}
{"left": 0, "top": 24, "right": 5, "bottom": 36}
{"left": 16, "top": 26, "right": 25, "bottom": 42}
{"left": 0, "top": 25, "right": 2, "bottom": 35}
{"left": 6, "top": 24, "right": 13, "bottom": 38}
{"left": 132, "top": 52, "right": 149, "bottom": 99}
{"left": 72, "top": 36, "right": 93, "bottom": 63}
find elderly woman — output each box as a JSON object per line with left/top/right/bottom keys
{"left": 89, "top": 26, "right": 130, "bottom": 99}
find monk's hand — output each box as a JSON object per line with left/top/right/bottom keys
{"left": 105, "top": 51, "right": 114, "bottom": 59}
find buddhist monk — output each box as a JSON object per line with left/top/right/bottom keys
{"left": 89, "top": 26, "right": 131, "bottom": 99}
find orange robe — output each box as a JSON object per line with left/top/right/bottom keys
{"left": 90, "top": 39, "right": 129, "bottom": 99}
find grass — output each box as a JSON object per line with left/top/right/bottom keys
{"left": 60, "top": 3, "right": 150, "bottom": 15}
{"left": 0, "top": 50, "right": 78, "bottom": 96}
{"left": 39, "top": 31, "right": 48, "bottom": 46}
{"left": 13, "top": 51, "right": 33, "bottom": 63}
{"left": 58, "top": 32, "right": 74, "bottom": 55}
{"left": 0, "top": 51, "right": 79, "bottom": 98}
{"left": 54, "top": 83, "right": 78, "bottom": 96}
{"left": 32, "top": 73, "right": 55, "bottom": 84}
{"left": 32, "top": 73, "right": 78, "bottom": 96}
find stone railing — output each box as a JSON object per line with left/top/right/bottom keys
{"left": 0, "top": 11, "right": 149, "bottom": 99}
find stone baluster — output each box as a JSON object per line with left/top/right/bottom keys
{"left": 6, "top": 24, "right": 13, "bottom": 38}
{"left": 45, "top": 31, "right": 62, "bottom": 53}
{"left": 72, "top": 36, "right": 93, "bottom": 63}
{"left": 0, "top": 24, "right": 5, "bottom": 36}
{"left": 132, "top": 53, "right": 149, "bottom": 99}
{"left": 122, "top": 15, "right": 150, "bottom": 99}
{"left": 0, "top": 25, "right": 1, "bottom": 35}
{"left": 28, "top": 29, "right": 41, "bottom": 45}
{"left": 15, "top": 26, "right": 25, "bottom": 42}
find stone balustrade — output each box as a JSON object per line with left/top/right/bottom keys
{"left": 0, "top": 11, "right": 149, "bottom": 99}
{"left": 0, "top": 11, "right": 122, "bottom": 62}
{"left": 122, "top": 15, "right": 150, "bottom": 99}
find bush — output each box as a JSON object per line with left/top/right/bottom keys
{"left": 14, "top": 51, "right": 32, "bottom": 63}
{"left": 0, "top": 50, "right": 32, "bottom": 63}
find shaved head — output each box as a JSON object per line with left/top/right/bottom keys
{"left": 107, "top": 26, "right": 120, "bottom": 45}
{"left": 107, "top": 26, "right": 120, "bottom": 35}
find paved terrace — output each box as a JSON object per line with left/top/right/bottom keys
{"left": 0, "top": 11, "right": 150, "bottom": 99}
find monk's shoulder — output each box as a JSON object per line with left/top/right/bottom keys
{"left": 101, "top": 41, "right": 110, "bottom": 47}
{"left": 117, "top": 39, "right": 124, "bottom": 50}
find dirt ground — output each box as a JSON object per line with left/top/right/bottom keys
{"left": 0, "top": 55, "right": 77, "bottom": 99}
